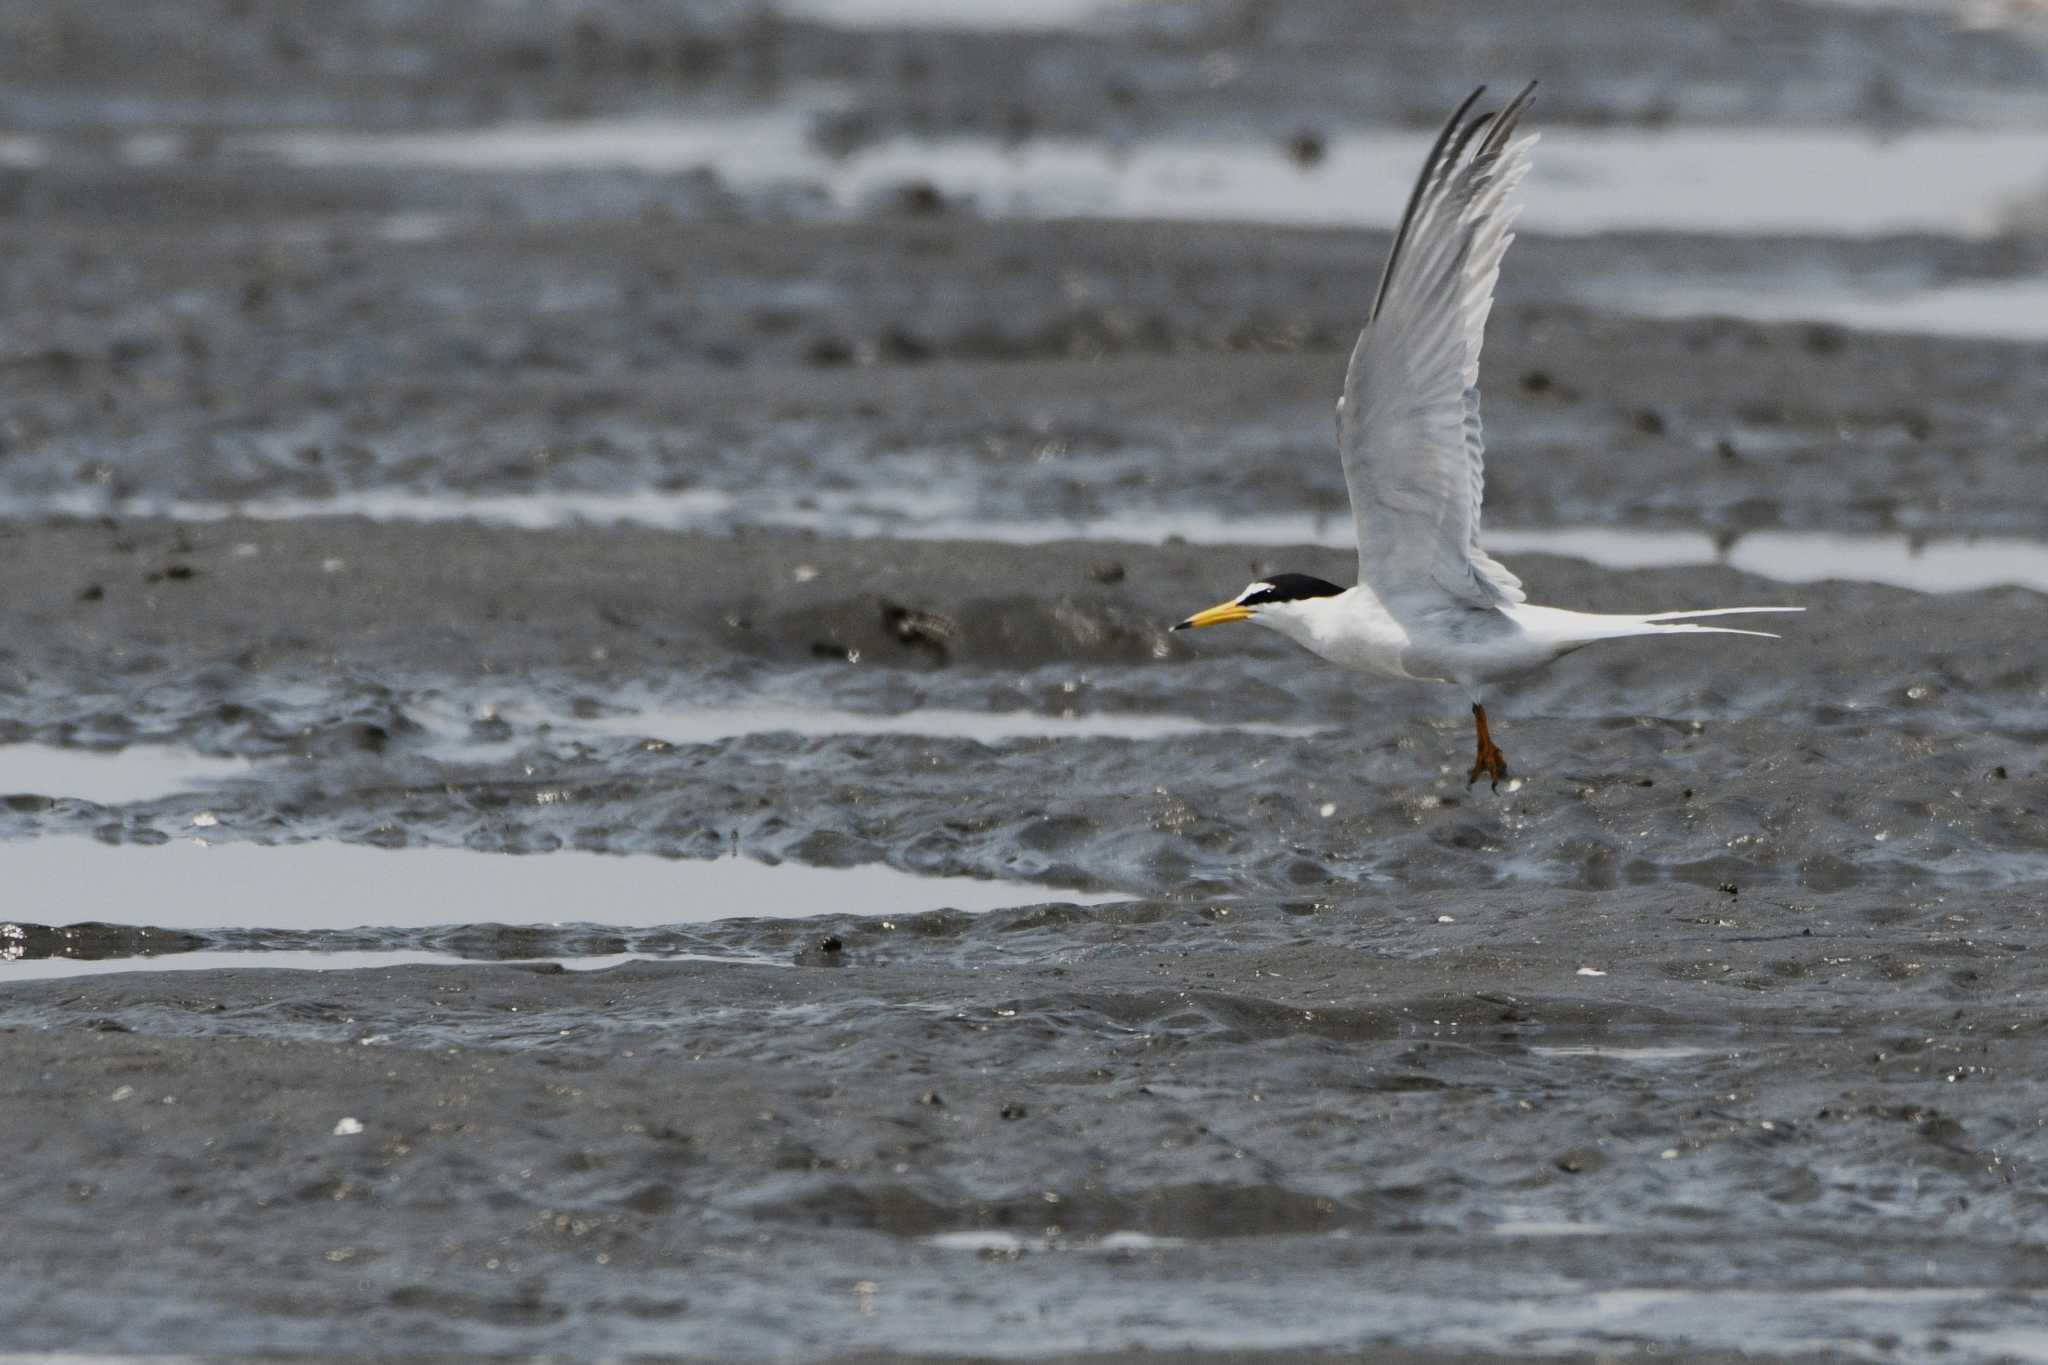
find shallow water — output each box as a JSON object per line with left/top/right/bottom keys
{"left": 500, "top": 701, "right": 1325, "bottom": 746}
{"left": 1526, "top": 1044, "right": 1729, "bottom": 1062}
{"left": 0, "top": 745, "right": 255, "bottom": 805}
{"left": 1606, "top": 275, "right": 2048, "bottom": 342}
{"left": 30, "top": 486, "right": 2046, "bottom": 593}
{"left": 1, "top": 838, "right": 1119, "bottom": 935}
{"left": 230, "top": 118, "right": 2048, "bottom": 239}
{"left": 0, "top": 947, "right": 764, "bottom": 982}
{"left": 782, "top": 0, "right": 1114, "bottom": 30}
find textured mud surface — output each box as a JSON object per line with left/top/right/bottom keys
{"left": 6, "top": 1, "right": 2048, "bottom": 1361}
{"left": 8, "top": 888, "right": 2048, "bottom": 1359}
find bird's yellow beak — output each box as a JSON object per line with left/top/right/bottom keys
{"left": 1172, "top": 600, "right": 1253, "bottom": 631}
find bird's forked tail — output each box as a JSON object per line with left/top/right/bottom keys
{"left": 1508, "top": 603, "right": 1804, "bottom": 647}
{"left": 1606, "top": 605, "right": 1804, "bottom": 640}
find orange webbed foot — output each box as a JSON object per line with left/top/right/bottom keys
{"left": 1467, "top": 703, "right": 1510, "bottom": 793}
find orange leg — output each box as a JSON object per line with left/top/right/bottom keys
{"left": 1468, "top": 703, "right": 1509, "bottom": 792}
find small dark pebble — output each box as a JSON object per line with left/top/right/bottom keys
{"left": 818, "top": 936, "right": 843, "bottom": 954}
{"left": 877, "top": 327, "right": 933, "bottom": 363}
{"left": 83, "top": 1017, "right": 131, "bottom": 1033}
{"left": 891, "top": 180, "right": 946, "bottom": 215}
{"left": 999, "top": 1102, "right": 1028, "bottom": 1120}
{"left": 1519, "top": 369, "right": 1552, "bottom": 394}
{"left": 78, "top": 583, "right": 103, "bottom": 602}
{"left": 1991, "top": 766, "right": 2008, "bottom": 780}
{"left": 1804, "top": 323, "right": 1847, "bottom": 355}
{"left": 1088, "top": 560, "right": 1126, "bottom": 585}
{"left": 918, "top": 1090, "right": 944, "bottom": 1107}
{"left": 805, "top": 337, "right": 854, "bottom": 367}
{"left": 1554, "top": 1147, "right": 1606, "bottom": 1175}
{"left": 1719, "top": 882, "right": 1740, "bottom": 896}
{"left": 1285, "top": 129, "right": 1326, "bottom": 167}
{"left": 1632, "top": 408, "right": 1667, "bottom": 436}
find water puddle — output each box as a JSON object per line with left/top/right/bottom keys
{"left": 783, "top": 0, "right": 1116, "bottom": 30}
{"left": 223, "top": 117, "right": 2048, "bottom": 240}
{"left": 502, "top": 701, "right": 1324, "bottom": 747}
{"left": 1715, "top": 530, "right": 2048, "bottom": 593}
{"left": 33, "top": 485, "right": 2047, "bottom": 594}
{"left": 0, "top": 133, "right": 43, "bottom": 169}
{"left": 0, "top": 838, "right": 1121, "bottom": 936}
{"left": 1811, "top": 0, "right": 2037, "bottom": 25}
{"left": 923, "top": 1230, "right": 1186, "bottom": 1253}
{"left": 1528, "top": 1044, "right": 1726, "bottom": 1062}
{"left": 0, "top": 744, "right": 256, "bottom": 806}
{"left": 0, "top": 948, "right": 764, "bottom": 983}
{"left": 1602, "top": 276, "right": 2048, "bottom": 343}
{"left": 190, "top": 110, "right": 2048, "bottom": 340}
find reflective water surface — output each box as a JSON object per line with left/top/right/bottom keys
{"left": 783, "top": 0, "right": 1115, "bottom": 29}
{"left": 232, "top": 118, "right": 2048, "bottom": 239}
{"left": 0, "top": 948, "right": 766, "bottom": 983}
{"left": 521, "top": 702, "right": 1324, "bottom": 746}
{"left": 1604, "top": 276, "right": 2048, "bottom": 343}
{"left": 2, "top": 838, "right": 1120, "bottom": 934}
{"left": 0, "top": 745, "right": 256, "bottom": 806}
{"left": 27, "top": 486, "right": 2044, "bottom": 594}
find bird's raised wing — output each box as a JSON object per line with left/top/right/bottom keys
{"left": 1336, "top": 83, "right": 1537, "bottom": 608}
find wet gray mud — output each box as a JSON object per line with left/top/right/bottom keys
{"left": 7, "top": 1, "right": 2048, "bottom": 1361}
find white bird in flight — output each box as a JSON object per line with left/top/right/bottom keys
{"left": 1174, "top": 83, "right": 1799, "bottom": 789}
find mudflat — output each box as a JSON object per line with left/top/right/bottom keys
{"left": 5, "top": 1, "right": 2048, "bottom": 1360}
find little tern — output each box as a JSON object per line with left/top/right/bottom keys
{"left": 1173, "top": 83, "right": 1799, "bottom": 789}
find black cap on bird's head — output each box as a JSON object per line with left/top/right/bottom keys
{"left": 1172, "top": 573, "right": 1345, "bottom": 630}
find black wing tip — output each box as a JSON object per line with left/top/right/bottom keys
{"left": 1371, "top": 86, "right": 1488, "bottom": 322}
{"left": 1459, "top": 81, "right": 1539, "bottom": 129}
{"left": 1369, "top": 80, "right": 1542, "bottom": 324}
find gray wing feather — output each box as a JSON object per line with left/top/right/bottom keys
{"left": 1337, "top": 83, "right": 1537, "bottom": 607}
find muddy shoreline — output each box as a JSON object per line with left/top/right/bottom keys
{"left": 3, "top": 508, "right": 2045, "bottom": 1359}
{"left": 8, "top": 878, "right": 2048, "bottom": 1358}
{"left": 9, "top": 0, "right": 2048, "bottom": 1358}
